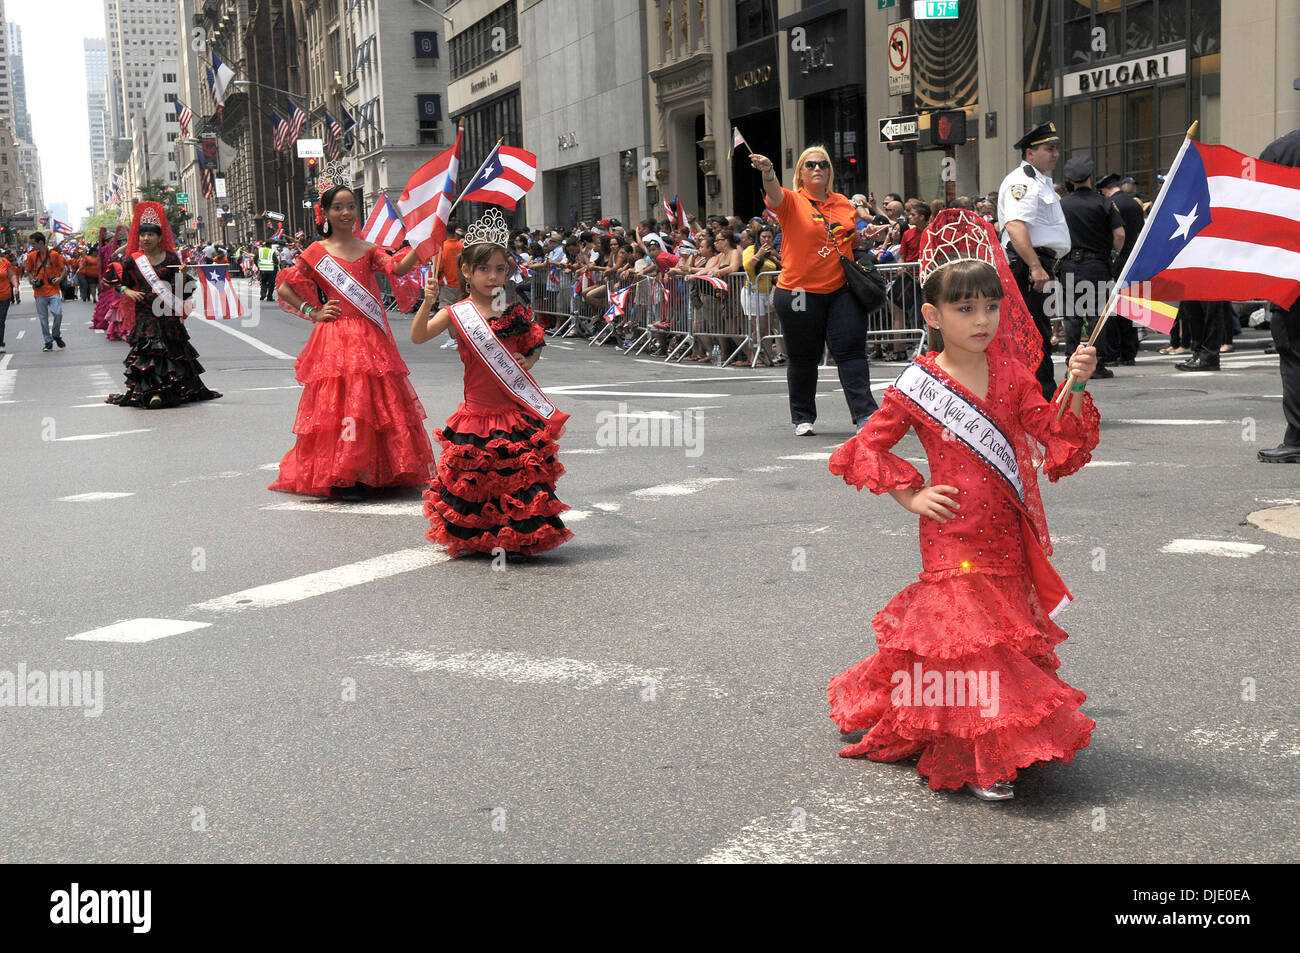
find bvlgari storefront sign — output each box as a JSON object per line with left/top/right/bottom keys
{"left": 1064, "top": 48, "right": 1186, "bottom": 98}
{"left": 726, "top": 36, "right": 779, "bottom": 119}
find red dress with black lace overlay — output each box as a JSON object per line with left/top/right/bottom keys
{"left": 827, "top": 351, "right": 1101, "bottom": 791}
{"left": 422, "top": 304, "right": 572, "bottom": 557}
{"left": 269, "top": 244, "right": 434, "bottom": 496}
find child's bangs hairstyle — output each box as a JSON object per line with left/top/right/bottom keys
{"left": 922, "top": 258, "right": 1003, "bottom": 306}
{"left": 458, "top": 242, "right": 516, "bottom": 293}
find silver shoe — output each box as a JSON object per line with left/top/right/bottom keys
{"left": 966, "top": 781, "right": 1015, "bottom": 801}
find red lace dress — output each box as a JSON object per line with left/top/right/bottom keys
{"left": 423, "top": 305, "right": 572, "bottom": 556}
{"left": 270, "top": 244, "right": 434, "bottom": 496}
{"left": 827, "top": 351, "right": 1101, "bottom": 790}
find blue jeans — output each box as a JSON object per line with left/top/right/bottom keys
{"left": 35, "top": 294, "right": 63, "bottom": 344}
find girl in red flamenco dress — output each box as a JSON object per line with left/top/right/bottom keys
{"left": 270, "top": 185, "right": 434, "bottom": 502}
{"left": 827, "top": 209, "right": 1101, "bottom": 800}
{"left": 410, "top": 208, "right": 572, "bottom": 562}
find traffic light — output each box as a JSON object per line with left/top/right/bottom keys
{"left": 930, "top": 110, "right": 968, "bottom": 146}
{"left": 305, "top": 157, "right": 318, "bottom": 174}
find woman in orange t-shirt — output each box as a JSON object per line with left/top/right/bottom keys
{"left": 751, "top": 146, "right": 879, "bottom": 436}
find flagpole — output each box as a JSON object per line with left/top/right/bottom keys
{"left": 1054, "top": 121, "right": 1199, "bottom": 418}
{"left": 448, "top": 134, "right": 502, "bottom": 216}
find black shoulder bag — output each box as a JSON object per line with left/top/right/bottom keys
{"left": 811, "top": 199, "right": 886, "bottom": 313}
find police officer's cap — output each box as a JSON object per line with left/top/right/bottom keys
{"left": 1095, "top": 173, "right": 1122, "bottom": 190}
{"left": 1063, "top": 155, "right": 1094, "bottom": 183}
{"left": 1013, "top": 121, "right": 1060, "bottom": 152}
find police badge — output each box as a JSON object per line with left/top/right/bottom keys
{"left": 1009, "top": 183, "right": 1028, "bottom": 200}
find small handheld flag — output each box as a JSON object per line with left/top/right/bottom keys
{"left": 197, "top": 264, "right": 247, "bottom": 320}
{"left": 729, "top": 127, "right": 750, "bottom": 159}
{"left": 457, "top": 143, "right": 537, "bottom": 210}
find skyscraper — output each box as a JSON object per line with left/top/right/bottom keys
{"left": 8, "top": 22, "right": 31, "bottom": 142}
{"left": 103, "top": 0, "right": 180, "bottom": 175}
{"left": 86, "top": 39, "right": 111, "bottom": 205}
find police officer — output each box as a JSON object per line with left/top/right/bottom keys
{"left": 1097, "top": 172, "right": 1146, "bottom": 364}
{"left": 999, "top": 121, "right": 1072, "bottom": 398}
{"left": 1059, "top": 155, "right": 1124, "bottom": 379}
{"left": 1256, "top": 76, "right": 1300, "bottom": 463}
{"left": 256, "top": 240, "right": 278, "bottom": 302}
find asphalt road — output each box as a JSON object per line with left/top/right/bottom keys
{"left": 1, "top": 287, "right": 1296, "bottom": 863}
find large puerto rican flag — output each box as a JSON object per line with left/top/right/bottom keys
{"left": 356, "top": 193, "right": 407, "bottom": 249}
{"left": 398, "top": 125, "right": 462, "bottom": 260}
{"left": 51, "top": 219, "right": 74, "bottom": 236}
{"left": 196, "top": 264, "right": 247, "bottom": 320}
{"left": 1120, "top": 139, "right": 1300, "bottom": 311}
{"left": 458, "top": 142, "right": 537, "bottom": 210}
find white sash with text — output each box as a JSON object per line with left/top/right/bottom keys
{"left": 314, "top": 253, "right": 389, "bottom": 332}
{"left": 449, "top": 299, "right": 558, "bottom": 421}
{"left": 132, "top": 252, "right": 189, "bottom": 318}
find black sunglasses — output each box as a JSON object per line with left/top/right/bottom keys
{"left": 803, "top": 160, "right": 830, "bottom": 170}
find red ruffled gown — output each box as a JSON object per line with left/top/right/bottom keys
{"left": 827, "top": 351, "right": 1101, "bottom": 791}
{"left": 423, "top": 303, "right": 572, "bottom": 556}
{"left": 270, "top": 244, "right": 434, "bottom": 496}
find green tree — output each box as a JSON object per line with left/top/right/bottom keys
{"left": 82, "top": 209, "right": 124, "bottom": 243}
{"left": 136, "top": 180, "right": 187, "bottom": 238}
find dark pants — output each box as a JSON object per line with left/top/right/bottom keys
{"left": 1271, "top": 300, "right": 1300, "bottom": 447}
{"left": 258, "top": 268, "right": 277, "bottom": 300}
{"left": 0, "top": 297, "right": 9, "bottom": 346}
{"left": 1059, "top": 257, "right": 1119, "bottom": 368}
{"left": 1178, "top": 300, "right": 1228, "bottom": 359}
{"left": 774, "top": 285, "right": 878, "bottom": 426}
{"left": 1118, "top": 316, "right": 1139, "bottom": 360}
{"left": 1010, "top": 258, "right": 1058, "bottom": 399}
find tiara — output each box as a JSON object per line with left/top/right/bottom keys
{"left": 139, "top": 205, "right": 163, "bottom": 228}
{"left": 918, "top": 211, "right": 997, "bottom": 283}
{"left": 464, "top": 207, "right": 509, "bottom": 249}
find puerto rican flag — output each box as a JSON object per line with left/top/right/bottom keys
{"left": 175, "top": 97, "right": 193, "bottom": 138}
{"left": 356, "top": 193, "right": 407, "bottom": 249}
{"left": 512, "top": 252, "right": 532, "bottom": 279}
{"left": 691, "top": 274, "right": 728, "bottom": 294}
{"left": 196, "top": 264, "right": 246, "bottom": 320}
{"left": 458, "top": 143, "right": 537, "bottom": 210}
{"left": 673, "top": 195, "right": 689, "bottom": 229}
{"left": 285, "top": 101, "right": 308, "bottom": 147}
{"left": 270, "top": 223, "right": 285, "bottom": 241}
{"left": 662, "top": 194, "right": 675, "bottom": 225}
{"left": 397, "top": 125, "right": 461, "bottom": 260}
{"left": 51, "top": 219, "right": 74, "bottom": 237}
{"left": 603, "top": 284, "right": 633, "bottom": 323}
{"left": 1120, "top": 138, "right": 1300, "bottom": 310}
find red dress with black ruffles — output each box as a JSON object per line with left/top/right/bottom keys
{"left": 827, "top": 351, "right": 1101, "bottom": 791}
{"left": 270, "top": 244, "right": 434, "bottom": 496}
{"left": 423, "top": 303, "right": 572, "bottom": 557}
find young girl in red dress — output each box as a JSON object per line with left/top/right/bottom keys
{"left": 411, "top": 208, "right": 571, "bottom": 562}
{"left": 827, "top": 209, "right": 1100, "bottom": 800}
{"left": 270, "top": 185, "right": 434, "bottom": 501}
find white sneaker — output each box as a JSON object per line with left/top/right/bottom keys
{"left": 440, "top": 339, "right": 458, "bottom": 349}
{"left": 794, "top": 422, "right": 816, "bottom": 437}
{"left": 966, "top": 781, "right": 1015, "bottom": 801}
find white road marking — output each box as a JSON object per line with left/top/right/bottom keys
{"left": 57, "top": 492, "right": 135, "bottom": 502}
{"left": 87, "top": 366, "right": 115, "bottom": 389}
{"left": 548, "top": 343, "right": 575, "bottom": 350}
{"left": 549, "top": 389, "right": 729, "bottom": 398}
{"left": 743, "top": 465, "right": 791, "bottom": 472}
{"left": 1083, "top": 460, "right": 1134, "bottom": 467}
{"left": 1111, "top": 419, "right": 1231, "bottom": 426}
{"left": 0, "top": 353, "right": 14, "bottom": 401}
{"left": 684, "top": 405, "right": 724, "bottom": 410}
{"left": 171, "top": 470, "right": 252, "bottom": 486}
{"left": 67, "top": 618, "right": 212, "bottom": 643}
{"left": 52, "top": 428, "right": 154, "bottom": 442}
{"left": 15, "top": 330, "right": 24, "bottom": 340}
{"left": 262, "top": 501, "right": 425, "bottom": 516}
{"left": 70, "top": 402, "right": 111, "bottom": 408}
{"left": 189, "top": 316, "right": 294, "bottom": 360}
{"left": 1160, "top": 538, "right": 1265, "bottom": 558}
{"left": 241, "top": 385, "right": 302, "bottom": 391}
{"left": 190, "top": 547, "right": 449, "bottom": 613}
{"left": 779, "top": 452, "right": 833, "bottom": 461}
{"left": 630, "top": 477, "right": 737, "bottom": 498}
{"left": 562, "top": 509, "right": 592, "bottom": 522}
{"left": 605, "top": 411, "right": 681, "bottom": 420}
{"left": 560, "top": 448, "right": 608, "bottom": 455}
{"left": 258, "top": 462, "right": 281, "bottom": 470}
{"left": 359, "top": 648, "right": 728, "bottom": 699}
{"left": 1183, "top": 726, "right": 1300, "bottom": 760}
{"left": 591, "top": 502, "right": 621, "bottom": 512}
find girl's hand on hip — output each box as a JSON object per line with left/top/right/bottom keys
{"left": 907, "top": 484, "right": 961, "bottom": 523}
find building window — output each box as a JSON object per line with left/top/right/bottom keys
{"left": 414, "top": 30, "right": 438, "bottom": 59}
{"left": 449, "top": 0, "right": 518, "bottom": 81}
{"left": 735, "top": 0, "right": 776, "bottom": 47}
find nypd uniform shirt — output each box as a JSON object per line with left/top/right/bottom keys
{"left": 997, "top": 163, "right": 1071, "bottom": 258}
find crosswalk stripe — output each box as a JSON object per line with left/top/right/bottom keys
{"left": 53, "top": 428, "right": 154, "bottom": 442}
{"left": 262, "top": 501, "right": 425, "bottom": 516}
{"left": 57, "top": 492, "right": 135, "bottom": 502}
{"left": 1160, "top": 538, "right": 1265, "bottom": 557}
{"left": 67, "top": 618, "right": 212, "bottom": 643}
{"left": 629, "top": 478, "right": 737, "bottom": 497}
{"left": 189, "top": 316, "right": 294, "bottom": 360}
{"left": 190, "top": 547, "right": 448, "bottom": 613}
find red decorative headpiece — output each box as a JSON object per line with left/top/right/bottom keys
{"left": 124, "top": 201, "right": 176, "bottom": 256}
{"left": 314, "top": 202, "right": 325, "bottom": 227}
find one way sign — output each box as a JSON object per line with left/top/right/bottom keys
{"left": 878, "top": 115, "right": 920, "bottom": 143}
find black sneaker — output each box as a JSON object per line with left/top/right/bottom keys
{"left": 43, "top": 342, "right": 53, "bottom": 352}
{"left": 1091, "top": 366, "right": 1115, "bottom": 379}
{"left": 54, "top": 337, "right": 66, "bottom": 348}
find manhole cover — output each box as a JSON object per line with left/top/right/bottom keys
{"left": 1246, "top": 505, "right": 1300, "bottom": 540}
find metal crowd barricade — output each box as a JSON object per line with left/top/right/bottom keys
{"left": 864, "top": 260, "right": 926, "bottom": 358}
{"left": 587, "top": 272, "right": 644, "bottom": 347}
